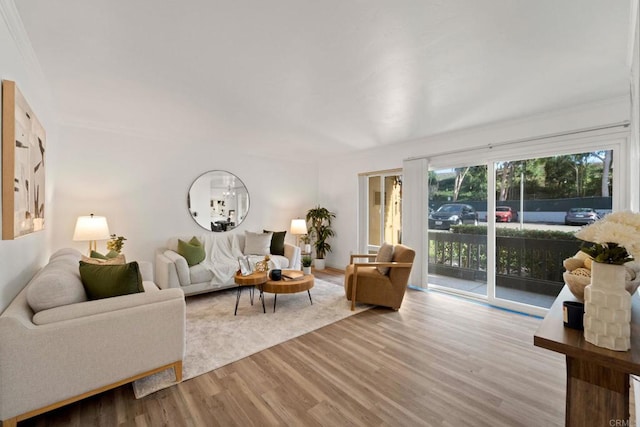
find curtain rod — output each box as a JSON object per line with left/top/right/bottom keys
{"left": 405, "top": 121, "right": 630, "bottom": 162}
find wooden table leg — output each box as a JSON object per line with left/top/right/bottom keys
{"left": 565, "top": 356, "right": 629, "bottom": 426}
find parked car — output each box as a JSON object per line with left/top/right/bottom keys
{"left": 496, "top": 206, "right": 518, "bottom": 222}
{"left": 429, "top": 203, "right": 479, "bottom": 230}
{"left": 564, "top": 207, "right": 600, "bottom": 226}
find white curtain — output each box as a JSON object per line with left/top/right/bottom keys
{"left": 401, "top": 157, "right": 428, "bottom": 287}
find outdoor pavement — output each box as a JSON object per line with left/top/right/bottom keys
{"left": 428, "top": 274, "right": 556, "bottom": 308}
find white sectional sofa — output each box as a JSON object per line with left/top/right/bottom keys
{"left": 155, "top": 232, "right": 301, "bottom": 296}
{"left": 0, "top": 249, "right": 186, "bottom": 426}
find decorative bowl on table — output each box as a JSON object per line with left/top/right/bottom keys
{"left": 564, "top": 261, "right": 640, "bottom": 302}
{"left": 563, "top": 270, "right": 591, "bottom": 301}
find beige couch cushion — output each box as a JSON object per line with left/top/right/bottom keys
{"left": 244, "top": 231, "right": 272, "bottom": 255}
{"left": 190, "top": 263, "right": 215, "bottom": 284}
{"left": 81, "top": 254, "right": 126, "bottom": 265}
{"left": 375, "top": 242, "right": 394, "bottom": 275}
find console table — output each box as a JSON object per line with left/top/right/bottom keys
{"left": 534, "top": 285, "right": 640, "bottom": 426}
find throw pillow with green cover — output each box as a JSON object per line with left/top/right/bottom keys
{"left": 90, "top": 249, "right": 120, "bottom": 259}
{"left": 177, "top": 236, "right": 206, "bottom": 266}
{"left": 79, "top": 261, "right": 144, "bottom": 300}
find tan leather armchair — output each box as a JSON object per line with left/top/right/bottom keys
{"left": 344, "top": 244, "right": 415, "bottom": 311}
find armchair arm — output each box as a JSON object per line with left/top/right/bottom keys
{"left": 349, "top": 254, "right": 377, "bottom": 264}
{"left": 351, "top": 262, "right": 413, "bottom": 311}
{"left": 352, "top": 261, "right": 413, "bottom": 268}
{"left": 284, "top": 243, "right": 301, "bottom": 270}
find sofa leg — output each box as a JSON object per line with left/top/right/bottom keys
{"left": 174, "top": 361, "right": 183, "bottom": 382}
{"left": 2, "top": 417, "right": 17, "bottom": 427}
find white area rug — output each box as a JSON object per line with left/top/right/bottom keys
{"left": 132, "top": 278, "right": 370, "bottom": 398}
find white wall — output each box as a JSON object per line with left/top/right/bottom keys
{"left": 318, "top": 97, "right": 631, "bottom": 272}
{"left": 628, "top": 3, "right": 640, "bottom": 423}
{"left": 0, "top": 3, "right": 57, "bottom": 311}
{"left": 51, "top": 124, "right": 318, "bottom": 263}
{"left": 632, "top": 0, "right": 640, "bottom": 210}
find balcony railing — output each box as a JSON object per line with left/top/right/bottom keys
{"left": 428, "top": 231, "right": 580, "bottom": 296}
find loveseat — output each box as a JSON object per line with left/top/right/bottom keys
{"left": 0, "top": 248, "right": 185, "bottom": 426}
{"left": 155, "top": 231, "right": 301, "bottom": 296}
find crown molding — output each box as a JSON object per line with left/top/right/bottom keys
{"left": 0, "top": 0, "right": 48, "bottom": 90}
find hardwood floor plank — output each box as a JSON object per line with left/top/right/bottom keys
{"left": 22, "top": 271, "right": 567, "bottom": 426}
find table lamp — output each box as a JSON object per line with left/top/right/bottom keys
{"left": 290, "top": 218, "right": 308, "bottom": 249}
{"left": 73, "top": 214, "right": 110, "bottom": 254}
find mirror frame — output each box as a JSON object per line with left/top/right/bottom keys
{"left": 187, "top": 170, "right": 250, "bottom": 232}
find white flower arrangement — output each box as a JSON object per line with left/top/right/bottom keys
{"left": 575, "top": 210, "right": 640, "bottom": 264}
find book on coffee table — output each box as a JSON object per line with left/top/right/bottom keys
{"left": 281, "top": 271, "right": 304, "bottom": 280}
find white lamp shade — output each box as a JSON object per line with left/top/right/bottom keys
{"left": 73, "top": 215, "right": 110, "bottom": 241}
{"left": 290, "top": 219, "right": 308, "bottom": 235}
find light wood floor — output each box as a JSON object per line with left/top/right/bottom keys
{"left": 24, "top": 269, "right": 566, "bottom": 426}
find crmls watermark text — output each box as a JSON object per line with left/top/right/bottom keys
{"left": 609, "top": 419, "right": 630, "bottom": 427}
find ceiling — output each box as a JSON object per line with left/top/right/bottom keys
{"left": 14, "top": 0, "right": 633, "bottom": 160}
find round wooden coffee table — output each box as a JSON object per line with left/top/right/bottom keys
{"left": 260, "top": 270, "right": 314, "bottom": 312}
{"left": 233, "top": 271, "right": 268, "bottom": 315}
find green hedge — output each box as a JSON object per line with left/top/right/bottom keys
{"left": 450, "top": 225, "right": 578, "bottom": 241}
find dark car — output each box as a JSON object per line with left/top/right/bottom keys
{"left": 496, "top": 206, "right": 518, "bottom": 222}
{"left": 564, "top": 208, "right": 600, "bottom": 226}
{"left": 429, "top": 204, "right": 478, "bottom": 230}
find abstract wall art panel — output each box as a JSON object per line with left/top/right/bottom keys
{"left": 2, "top": 80, "right": 46, "bottom": 239}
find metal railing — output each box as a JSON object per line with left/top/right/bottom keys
{"left": 428, "top": 232, "right": 580, "bottom": 296}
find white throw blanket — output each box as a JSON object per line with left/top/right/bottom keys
{"left": 200, "top": 233, "right": 245, "bottom": 286}
{"left": 194, "top": 233, "right": 291, "bottom": 287}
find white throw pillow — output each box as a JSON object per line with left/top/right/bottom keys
{"left": 375, "top": 242, "right": 394, "bottom": 275}
{"left": 244, "top": 231, "right": 273, "bottom": 256}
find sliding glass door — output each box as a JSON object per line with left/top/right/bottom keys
{"left": 427, "top": 164, "right": 488, "bottom": 298}
{"left": 493, "top": 151, "right": 614, "bottom": 308}
{"left": 423, "top": 138, "right": 623, "bottom": 315}
{"left": 366, "top": 171, "right": 402, "bottom": 253}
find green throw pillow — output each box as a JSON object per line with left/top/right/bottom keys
{"left": 264, "top": 230, "right": 286, "bottom": 256}
{"left": 177, "top": 237, "right": 206, "bottom": 266}
{"left": 90, "top": 250, "right": 107, "bottom": 260}
{"left": 90, "top": 250, "right": 120, "bottom": 259}
{"left": 106, "top": 250, "right": 120, "bottom": 258}
{"left": 79, "top": 261, "right": 144, "bottom": 300}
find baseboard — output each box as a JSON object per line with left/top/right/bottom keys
{"left": 316, "top": 267, "right": 345, "bottom": 274}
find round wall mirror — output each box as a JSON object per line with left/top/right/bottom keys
{"left": 187, "top": 170, "right": 250, "bottom": 232}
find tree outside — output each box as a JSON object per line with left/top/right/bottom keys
{"left": 429, "top": 150, "right": 613, "bottom": 209}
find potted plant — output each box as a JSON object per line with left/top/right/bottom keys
{"left": 106, "top": 234, "right": 127, "bottom": 254}
{"left": 306, "top": 206, "right": 336, "bottom": 270}
{"left": 302, "top": 255, "right": 313, "bottom": 275}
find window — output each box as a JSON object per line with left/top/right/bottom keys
{"left": 363, "top": 171, "right": 402, "bottom": 253}
{"left": 421, "top": 133, "right": 626, "bottom": 316}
